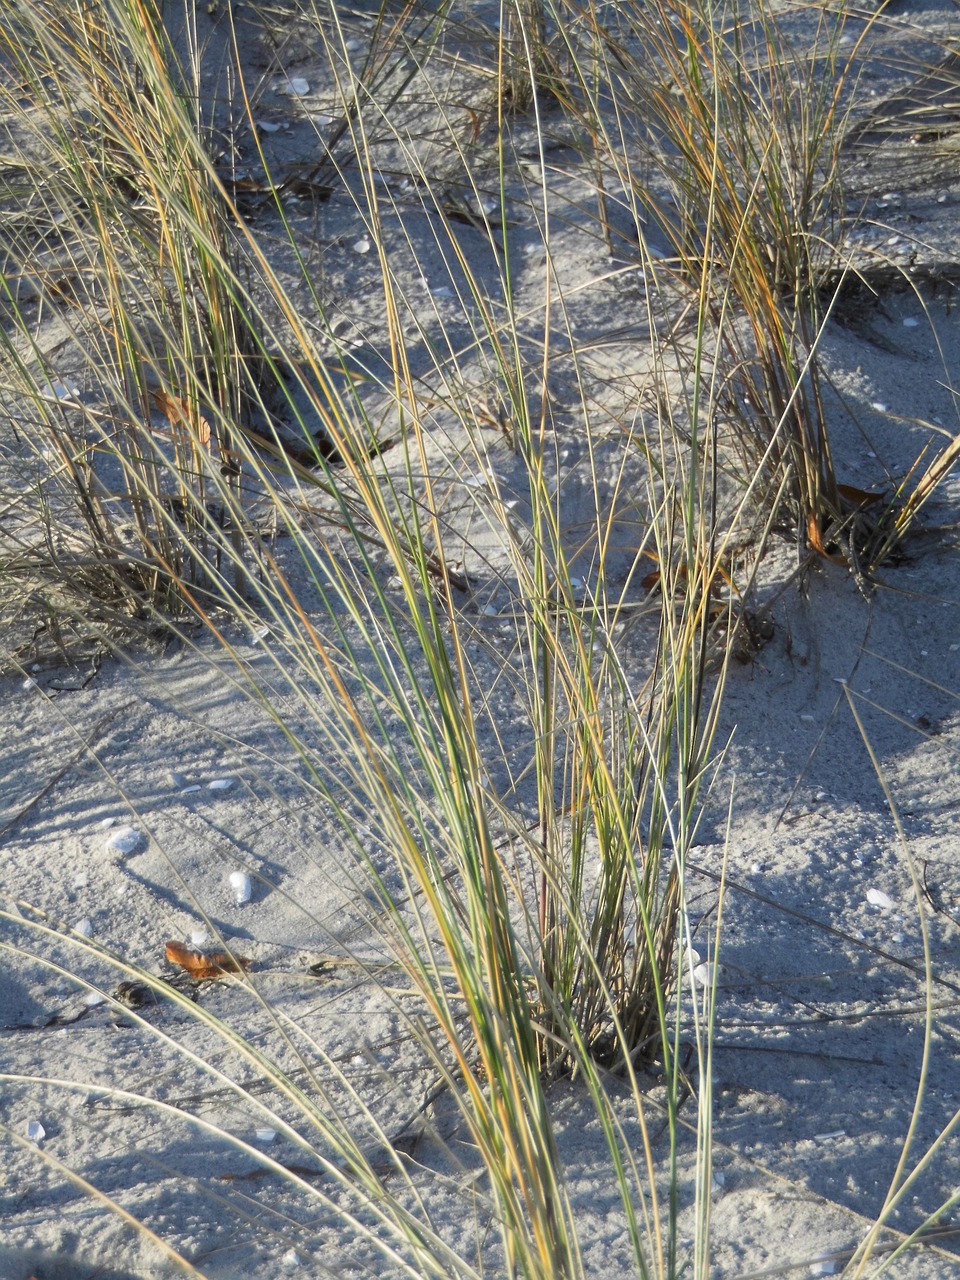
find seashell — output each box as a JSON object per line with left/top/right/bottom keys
{"left": 25, "top": 1120, "right": 45, "bottom": 1143}
{"left": 83, "top": 991, "right": 105, "bottom": 1007}
{"left": 73, "top": 918, "right": 92, "bottom": 938}
{"left": 190, "top": 929, "right": 210, "bottom": 947}
{"left": 100, "top": 817, "right": 116, "bottom": 829}
{"left": 284, "top": 77, "right": 310, "bottom": 96}
{"left": 255, "top": 1127, "right": 277, "bottom": 1144}
{"left": 866, "top": 887, "right": 894, "bottom": 910}
{"left": 693, "top": 961, "right": 716, "bottom": 988}
{"left": 229, "top": 870, "right": 252, "bottom": 906}
{"left": 280, "top": 1249, "right": 301, "bottom": 1270}
{"left": 180, "top": 785, "right": 201, "bottom": 795}
{"left": 46, "top": 379, "right": 79, "bottom": 401}
{"left": 208, "top": 778, "right": 235, "bottom": 792}
{"left": 104, "top": 826, "right": 140, "bottom": 856}
{"left": 352, "top": 237, "right": 371, "bottom": 254}
{"left": 255, "top": 119, "right": 281, "bottom": 133}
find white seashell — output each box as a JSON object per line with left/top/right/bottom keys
{"left": 870, "top": 402, "right": 887, "bottom": 413}
{"left": 47, "top": 379, "right": 79, "bottom": 401}
{"left": 352, "top": 237, "right": 371, "bottom": 254}
{"left": 255, "top": 119, "right": 281, "bottom": 133}
{"left": 229, "top": 871, "right": 252, "bottom": 905}
{"left": 73, "top": 918, "right": 92, "bottom": 938}
{"left": 481, "top": 604, "right": 499, "bottom": 617}
{"left": 252, "top": 626, "right": 270, "bottom": 642}
{"left": 208, "top": 778, "right": 235, "bottom": 792}
{"left": 190, "top": 929, "right": 210, "bottom": 947}
{"left": 25, "top": 1120, "right": 45, "bottom": 1143}
{"left": 105, "top": 826, "right": 140, "bottom": 856}
{"left": 866, "top": 887, "right": 894, "bottom": 910}
{"left": 280, "top": 1250, "right": 301, "bottom": 1270}
{"left": 83, "top": 991, "right": 105, "bottom": 1007}
{"left": 255, "top": 1127, "right": 277, "bottom": 1143}
{"left": 100, "top": 817, "right": 116, "bottom": 829}
{"left": 693, "top": 961, "right": 716, "bottom": 988}
{"left": 285, "top": 77, "right": 310, "bottom": 96}
{"left": 180, "top": 785, "right": 201, "bottom": 795}
{"left": 809, "top": 1256, "right": 841, "bottom": 1276}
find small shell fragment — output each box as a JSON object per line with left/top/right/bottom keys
{"left": 693, "top": 961, "right": 717, "bottom": 988}
{"left": 83, "top": 991, "right": 106, "bottom": 1007}
{"left": 255, "top": 1127, "right": 277, "bottom": 1144}
{"left": 229, "top": 870, "right": 252, "bottom": 905}
{"left": 73, "top": 918, "right": 92, "bottom": 938}
{"left": 104, "top": 826, "right": 140, "bottom": 856}
{"left": 284, "top": 77, "right": 310, "bottom": 96}
{"left": 866, "top": 887, "right": 894, "bottom": 910}
{"left": 25, "top": 1120, "right": 45, "bottom": 1143}
{"left": 208, "top": 778, "right": 235, "bottom": 792}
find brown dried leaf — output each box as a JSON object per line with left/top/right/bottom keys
{"left": 838, "top": 482, "right": 885, "bottom": 509}
{"left": 164, "top": 940, "right": 249, "bottom": 980}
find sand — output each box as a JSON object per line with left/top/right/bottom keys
{"left": 2, "top": 0, "right": 960, "bottom": 1275}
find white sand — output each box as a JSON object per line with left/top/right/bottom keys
{"left": 3, "top": 0, "right": 960, "bottom": 1275}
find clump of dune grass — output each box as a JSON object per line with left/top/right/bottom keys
{"left": 2, "top": 0, "right": 959, "bottom": 1276}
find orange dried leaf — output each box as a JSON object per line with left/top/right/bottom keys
{"left": 150, "top": 389, "right": 212, "bottom": 448}
{"left": 165, "top": 940, "right": 249, "bottom": 980}
{"left": 806, "top": 514, "right": 829, "bottom": 557}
